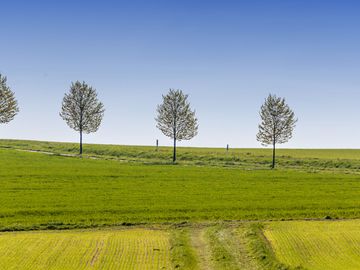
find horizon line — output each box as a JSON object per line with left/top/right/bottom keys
{"left": 1, "top": 138, "right": 360, "bottom": 150}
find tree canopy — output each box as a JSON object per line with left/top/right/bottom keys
{"left": 0, "top": 74, "right": 19, "bottom": 124}
{"left": 156, "top": 89, "right": 198, "bottom": 161}
{"left": 257, "top": 94, "right": 297, "bottom": 168}
{"left": 60, "top": 81, "right": 105, "bottom": 154}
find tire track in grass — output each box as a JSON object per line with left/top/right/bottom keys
{"left": 205, "top": 224, "right": 261, "bottom": 270}
{"left": 170, "top": 227, "right": 199, "bottom": 269}
{"left": 235, "top": 225, "right": 262, "bottom": 270}
{"left": 191, "top": 227, "right": 213, "bottom": 270}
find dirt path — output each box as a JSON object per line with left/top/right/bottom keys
{"left": 191, "top": 228, "right": 213, "bottom": 270}
{"left": 234, "top": 226, "right": 262, "bottom": 270}
{"left": 202, "top": 225, "right": 262, "bottom": 270}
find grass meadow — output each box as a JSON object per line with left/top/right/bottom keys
{"left": 0, "top": 146, "right": 359, "bottom": 230}
{"left": 0, "top": 139, "right": 359, "bottom": 269}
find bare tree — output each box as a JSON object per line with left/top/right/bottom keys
{"left": 0, "top": 74, "right": 19, "bottom": 124}
{"left": 156, "top": 89, "right": 198, "bottom": 162}
{"left": 257, "top": 94, "right": 297, "bottom": 169}
{"left": 60, "top": 81, "right": 105, "bottom": 155}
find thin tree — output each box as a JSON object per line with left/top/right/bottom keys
{"left": 60, "top": 81, "right": 105, "bottom": 155}
{"left": 0, "top": 74, "right": 19, "bottom": 124}
{"left": 156, "top": 89, "right": 198, "bottom": 162}
{"left": 256, "top": 94, "right": 297, "bottom": 169}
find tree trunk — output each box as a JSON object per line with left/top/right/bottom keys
{"left": 272, "top": 140, "right": 276, "bottom": 169}
{"left": 173, "top": 137, "right": 176, "bottom": 163}
{"left": 80, "top": 130, "right": 83, "bottom": 155}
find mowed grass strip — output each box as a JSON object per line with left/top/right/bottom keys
{"left": 0, "top": 228, "right": 171, "bottom": 270}
{"left": 0, "top": 149, "right": 359, "bottom": 230}
{"left": 264, "top": 220, "right": 360, "bottom": 270}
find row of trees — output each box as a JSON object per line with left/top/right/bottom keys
{"left": 155, "top": 90, "right": 297, "bottom": 168}
{"left": 0, "top": 73, "right": 297, "bottom": 168}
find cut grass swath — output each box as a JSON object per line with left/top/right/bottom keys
{"left": 264, "top": 220, "right": 360, "bottom": 270}
{"left": 0, "top": 228, "right": 171, "bottom": 270}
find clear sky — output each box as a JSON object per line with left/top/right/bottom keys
{"left": 1, "top": 0, "right": 360, "bottom": 148}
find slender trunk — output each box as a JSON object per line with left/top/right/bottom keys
{"left": 272, "top": 140, "right": 276, "bottom": 169}
{"left": 173, "top": 137, "right": 176, "bottom": 163}
{"left": 79, "top": 105, "right": 83, "bottom": 156}
{"left": 173, "top": 120, "right": 177, "bottom": 163}
{"left": 80, "top": 130, "right": 83, "bottom": 155}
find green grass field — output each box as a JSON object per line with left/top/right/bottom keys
{"left": 0, "top": 139, "right": 359, "bottom": 269}
{"left": 0, "top": 146, "right": 359, "bottom": 230}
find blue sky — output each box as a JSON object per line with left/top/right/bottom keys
{"left": 1, "top": 0, "right": 360, "bottom": 148}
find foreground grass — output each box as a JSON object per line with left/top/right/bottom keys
{"left": 264, "top": 220, "right": 360, "bottom": 270}
{"left": 1, "top": 221, "right": 358, "bottom": 270}
{"left": 0, "top": 149, "right": 359, "bottom": 230}
{"left": 0, "top": 228, "right": 171, "bottom": 270}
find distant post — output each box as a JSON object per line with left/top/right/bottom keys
{"left": 156, "top": 139, "right": 159, "bottom": 151}
{"left": 226, "top": 144, "right": 229, "bottom": 152}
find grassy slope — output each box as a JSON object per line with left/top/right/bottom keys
{"left": 264, "top": 220, "right": 360, "bottom": 270}
{"left": 0, "top": 147, "right": 359, "bottom": 230}
{"left": 2, "top": 139, "right": 360, "bottom": 171}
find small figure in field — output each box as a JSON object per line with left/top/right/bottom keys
{"left": 156, "top": 89, "right": 198, "bottom": 163}
{"left": 257, "top": 94, "right": 297, "bottom": 169}
{"left": 60, "top": 81, "right": 105, "bottom": 155}
{"left": 0, "top": 74, "right": 19, "bottom": 125}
